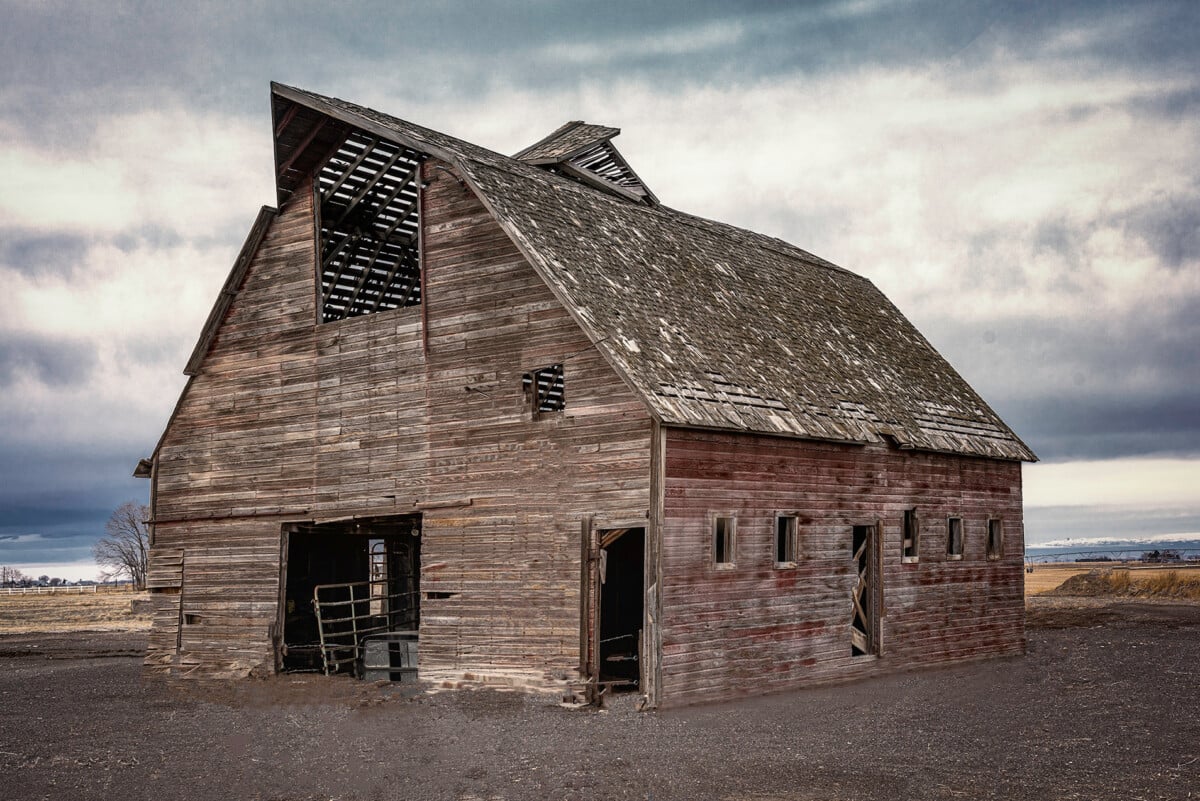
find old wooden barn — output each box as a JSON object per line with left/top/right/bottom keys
{"left": 137, "top": 83, "right": 1036, "bottom": 707}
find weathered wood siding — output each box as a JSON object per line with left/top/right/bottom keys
{"left": 416, "top": 161, "right": 651, "bottom": 683}
{"left": 659, "top": 428, "right": 1025, "bottom": 706}
{"left": 148, "top": 162, "right": 652, "bottom": 680}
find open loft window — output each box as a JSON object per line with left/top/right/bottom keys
{"left": 522, "top": 364, "right": 565, "bottom": 415}
{"left": 316, "top": 131, "right": 425, "bottom": 322}
{"left": 902, "top": 508, "right": 920, "bottom": 563}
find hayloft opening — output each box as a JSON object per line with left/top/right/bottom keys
{"left": 280, "top": 516, "right": 421, "bottom": 676}
{"left": 314, "top": 131, "right": 425, "bottom": 322}
{"left": 598, "top": 527, "right": 644, "bottom": 691}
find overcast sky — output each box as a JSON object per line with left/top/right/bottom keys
{"left": 1, "top": 0, "right": 1197, "bottom": 579}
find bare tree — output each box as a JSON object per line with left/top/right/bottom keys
{"left": 94, "top": 501, "right": 150, "bottom": 589}
{"left": 0, "top": 565, "right": 28, "bottom": 586}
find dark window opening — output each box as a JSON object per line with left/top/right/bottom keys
{"left": 316, "top": 131, "right": 425, "bottom": 323}
{"left": 775, "top": 515, "right": 798, "bottom": 564}
{"left": 987, "top": 518, "right": 1004, "bottom": 560}
{"left": 281, "top": 515, "right": 421, "bottom": 677}
{"left": 902, "top": 508, "right": 920, "bottom": 563}
{"left": 183, "top": 613, "right": 201, "bottom": 625}
{"left": 714, "top": 516, "right": 736, "bottom": 566}
{"left": 947, "top": 517, "right": 963, "bottom": 559}
{"left": 522, "top": 364, "right": 565, "bottom": 415}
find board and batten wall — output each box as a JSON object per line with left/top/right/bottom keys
{"left": 147, "top": 159, "right": 653, "bottom": 681}
{"left": 658, "top": 428, "right": 1025, "bottom": 706}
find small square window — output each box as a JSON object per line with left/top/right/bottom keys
{"left": 902, "top": 508, "right": 919, "bottom": 563}
{"left": 522, "top": 364, "right": 564, "bottom": 415}
{"left": 946, "top": 517, "right": 963, "bottom": 559}
{"left": 987, "top": 518, "right": 1004, "bottom": 560}
{"left": 714, "top": 516, "right": 736, "bottom": 566}
{"left": 775, "top": 515, "right": 798, "bottom": 565}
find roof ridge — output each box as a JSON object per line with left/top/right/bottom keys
{"left": 461, "top": 147, "right": 858, "bottom": 278}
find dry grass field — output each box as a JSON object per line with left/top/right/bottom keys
{"left": 1024, "top": 561, "right": 1200, "bottom": 596}
{"left": 0, "top": 590, "right": 153, "bottom": 634}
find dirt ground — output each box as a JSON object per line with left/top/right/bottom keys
{"left": 2, "top": 599, "right": 1198, "bottom": 801}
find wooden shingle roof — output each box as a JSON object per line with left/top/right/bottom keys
{"left": 269, "top": 84, "right": 1036, "bottom": 462}
{"left": 513, "top": 121, "right": 622, "bottom": 163}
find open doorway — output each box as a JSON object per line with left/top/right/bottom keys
{"left": 280, "top": 515, "right": 421, "bottom": 674}
{"left": 598, "top": 527, "right": 645, "bottom": 691}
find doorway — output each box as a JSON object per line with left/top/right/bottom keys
{"left": 597, "top": 527, "right": 645, "bottom": 690}
{"left": 280, "top": 515, "right": 421, "bottom": 673}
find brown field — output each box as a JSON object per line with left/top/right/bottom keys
{"left": 1023, "top": 560, "right": 1200, "bottom": 595}
{"left": 0, "top": 590, "right": 152, "bottom": 634}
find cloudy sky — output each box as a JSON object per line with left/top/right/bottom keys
{"left": 1, "top": 0, "right": 1197, "bottom": 579}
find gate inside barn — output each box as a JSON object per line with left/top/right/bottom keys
{"left": 279, "top": 515, "right": 421, "bottom": 675}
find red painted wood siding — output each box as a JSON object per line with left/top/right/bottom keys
{"left": 659, "top": 428, "right": 1025, "bottom": 706}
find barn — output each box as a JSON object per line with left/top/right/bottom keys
{"left": 136, "top": 82, "right": 1036, "bottom": 707}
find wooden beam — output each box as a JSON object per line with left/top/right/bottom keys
{"left": 321, "top": 136, "right": 378, "bottom": 201}
{"left": 273, "top": 103, "right": 299, "bottom": 139}
{"left": 320, "top": 229, "right": 358, "bottom": 273}
{"left": 277, "top": 117, "right": 328, "bottom": 179}
{"left": 382, "top": 190, "right": 420, "bottom": 240}
{"left": 339, "top": 236, "right": 389, "bottom": 315}
{"left": 333, "top": 147, "right": 405, "bottom": 227}
{"left": 366, "top": 248, "right": 416, "bottom": 314}
{"left": 363, "top": 162, "right": 419, "bottom": 233}
{"left": 579, "top": 514, "right": 593, "bottom": 683}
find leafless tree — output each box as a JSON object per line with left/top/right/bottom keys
{"left": 94, "top": 501, "right": 150, "bottom": 589}
{"left": 0, "top": 565, "right": 28, "bottom": 586}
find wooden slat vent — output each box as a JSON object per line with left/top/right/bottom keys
{"left": 522, "top": 364, "right": 565, "bottom": 414}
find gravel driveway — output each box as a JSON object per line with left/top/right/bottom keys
{"left": 1, "top": 599, "right": 1197, "bottom": 801}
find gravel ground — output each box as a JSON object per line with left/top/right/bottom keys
{"left": 1, "top": 599, "right": 1197, "bottom": 801}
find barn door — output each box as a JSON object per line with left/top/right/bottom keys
{"left": 850, "top": 523, "right": 881, "bottom": 656}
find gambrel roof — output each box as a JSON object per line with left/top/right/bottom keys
{"left": 264, "top": 83, "right": 1035, "bottom": 462}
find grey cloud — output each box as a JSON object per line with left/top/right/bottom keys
{"left": 7, "top": 1, "right": 1197, "bottom": 141}
{"left": 111, "top": 225, "right": 186, "bottom": 253}
{"left": 0, "top": 333, "right": 97, "bottom": 388}
{"left": 922, "top": 295, "right": 1200, "bottom": 462}
{"left": 0, "top": 445, "right": 150, "bottom": 567}
{"left": 1121, "top": 187, "right": 1200, "bottom": 269}
{"left": 117, "top": 336, "right": 193, "bottom": 370}
{"left": 0, "top": 231, "right": 92, "bottom": 278}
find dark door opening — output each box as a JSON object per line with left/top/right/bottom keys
{"left": 281, "top": 515, "right": 421, "bottom": 673}
{"left": 598, "top": 527, "right": 645, "bottom": 691}
{"left": 850, "top": 523, "right": 880, "bottom": 657}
